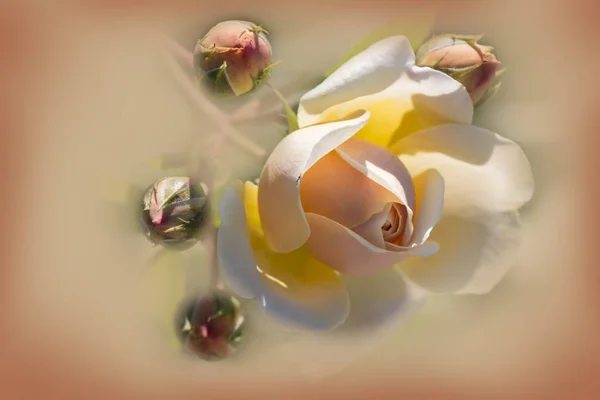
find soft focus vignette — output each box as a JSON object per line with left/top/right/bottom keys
{"left": 7, "top": 0, "right": 584, "bottom": 394}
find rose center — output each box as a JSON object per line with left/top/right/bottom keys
{"left": 381, "top": 203, "right": 408, "bottom": 245}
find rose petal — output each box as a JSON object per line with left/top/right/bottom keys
{"left": 305, "top": 213, "right": 433, "bottom": 275}
{"left": 385, "top": 241, "right": 440, "bottom": 256}
{"left": 218, "top": 185, "right": 350, "bottom": 330}
{"left": 336, "top": 136, "right": 416, "bottom": 211}
{"left": 300, "top": 151, "right": 400, "bottom": 228}
{"left": 217, "top": 186, "right": 263, "bottom": 299}
{"left": 409, "top": 169, "right": 445, "bottom": 246}
{"left": 298, "top": 36, "right": 414, "bottom": 120}
{"left": 396, "top": 124, "right": 534, "bottom": 213}
{"left": 351, "top": 203, "right": 392, "bottom": 248}
{"left": 258, "top": 110, "right": 370, "bottom": 253}
{"left": 399, "top": 210, "right": 522, "bottom": 294}
{"left": 297, "top": 36, "right": 473, "bottom": 149}
{"left": 237, "top": 268, "right": 426, "bottom": 381}
{"left": 340, "top": 268, "right": 427, "bottom": 331}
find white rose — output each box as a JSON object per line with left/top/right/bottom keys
{"left": 217, "top": 36, "right": 534, "bottom": 333}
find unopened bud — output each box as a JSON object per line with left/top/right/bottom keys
{"left": 194, "top": 20, "right": 276, "bottom": 96}
{"left": 416, "top": 34, "right": 502, "bottom": 105}
{"left": 141, "top": 177, "right": 208, "bottom": 249}
{"left": 176, "top": 292, "right": 245, "bottom": 361}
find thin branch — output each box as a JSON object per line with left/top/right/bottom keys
{"left": 188, "top": 135, "right": 225, "bottom": 291}
{"left": 163, "top": 37, "right": 194, "bottom": 68}
{"left": 160, "top": 47, "right": 266, "bottom": 159}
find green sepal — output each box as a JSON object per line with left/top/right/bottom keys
{"left": 253, "top": 60, "right": 282, "bottom": 88}
{"left": 268, "top": 83, "right": 299, "bottom": 134}
{"left": 214, "top": 61, "right": 232, "bottom": 94}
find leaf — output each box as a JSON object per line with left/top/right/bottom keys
{"left": 326, "top": 13, "right": 437, "bottom": 77}
{"left": 268, "top": 83, "right": 299, "bottom": 134}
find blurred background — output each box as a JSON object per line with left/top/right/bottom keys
{"left": 0, "top": 0, "right": 597, "bottom": 398}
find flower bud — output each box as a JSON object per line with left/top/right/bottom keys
{"left": 194, "top": 20, "right": 275, "bottom": 96}
{"left": 416, "top": 34, "right": 502, "bottom": 105}
{"left": 176, "top": 292, "right": 245, "bottom": 361}
{"left": 141, "top": 176, "right": 208, "bottom": 249}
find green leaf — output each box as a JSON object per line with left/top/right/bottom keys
{"left": 268, "top": 83, "right": 299, "bottom": 134}
{"left": 326, "top": 13, "right": 437, "bottom": 77}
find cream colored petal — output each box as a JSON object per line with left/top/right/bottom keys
{"left": 351, "top": 203, "right": 392, "bottom": 248}
{"left": 238, "top": 268, "right": 426, "bottom": 382}
{"left": 409, "top": 169, "right": 445, "bottom": 246}
{"left": 217, "top": 187, "right": 262, "bottom": 299}
{"left": 336, "top": 136, "right": 416, "bottom": 211}
{"left": 298, "top": 36, "right": 415, "bottom": 125}
{"left": 258, "top": 110, "right": 370, "bottom": 253}
{"left": 299, "top": 151, "right": 400, "bottom": 228}
{"left": 306, "top": 213, "right": 431, "bottom": 275}
{"left": 396, "top": 124, "right": 534, "bottom": 213}
{"left": 297, "top": 36, "right": 473, "bottom": 149}
{"left": 399, "top": 211, "right": 522, "bottom": 294}
{"left": 217, "top": 186, "right": 350, "bottom": 330}
{"left": 381, "top": 203, "right": 407, "bottom": 244}
{"left": 385, "top": 241, "right": 440, "bottom": 256}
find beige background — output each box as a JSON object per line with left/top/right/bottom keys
{"left": 1, "top": 0, "right": 597, "bottom": 398}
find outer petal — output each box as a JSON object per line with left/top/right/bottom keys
{"left": 237, "top": 268, "right": 427, "bottom": 382}
{"left": 396, "top": 124, "right": 534, "bottom": 213}
{"left": 258, "top": 110, "right": 370, "bottom": 253}
{"left": 305, "top": 213, "right": 437, "bottom": 275}
{"left": 340, "top": 269, "right": 427, "bottom": 331}
{"left": 399, "top": 211, "right": 522, "bottom": 294}
{"left": 217, "top": 186, "right": 263, "bottom": 299}
{"left": 217, "top": 185, "right": 350, "bottom": 330}
{"left": 297, "top": 36, "right": 473, "bottom": 149}
{"left": 409, "top": 169, "right": 445, "bottom": 246}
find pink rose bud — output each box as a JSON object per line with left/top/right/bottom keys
{"left": 416, "top": 34, "right": 502, "bottom": 105}
{"left": 194, "top": 20, "right": 275, "bottom": 96}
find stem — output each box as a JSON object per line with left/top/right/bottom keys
{"left": 163, "top": 37, "right": 194, "bottom": 68}
{"left": 186, "top": 134, "right": 225, "bottom": 291}
{"left": 229, "top": 73, "right": 317, "bottom": 124}
{"left": 160, "top": 47, "right": 266, "bottom": 159}
{"left": 204, "top": 141, "right": 225, "bottom": 291}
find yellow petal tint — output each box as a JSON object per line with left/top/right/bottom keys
{"left": 298, "top": 36, "right": 473, "bottom": 152}
{"left": 317, "top": 97, "right": 448, "bottom": 149}
{"left": 244, "top": 183, "right": 342, "bottom": 292}
{"left": 217, "top": 183, "right": 349, "bottom": 330}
